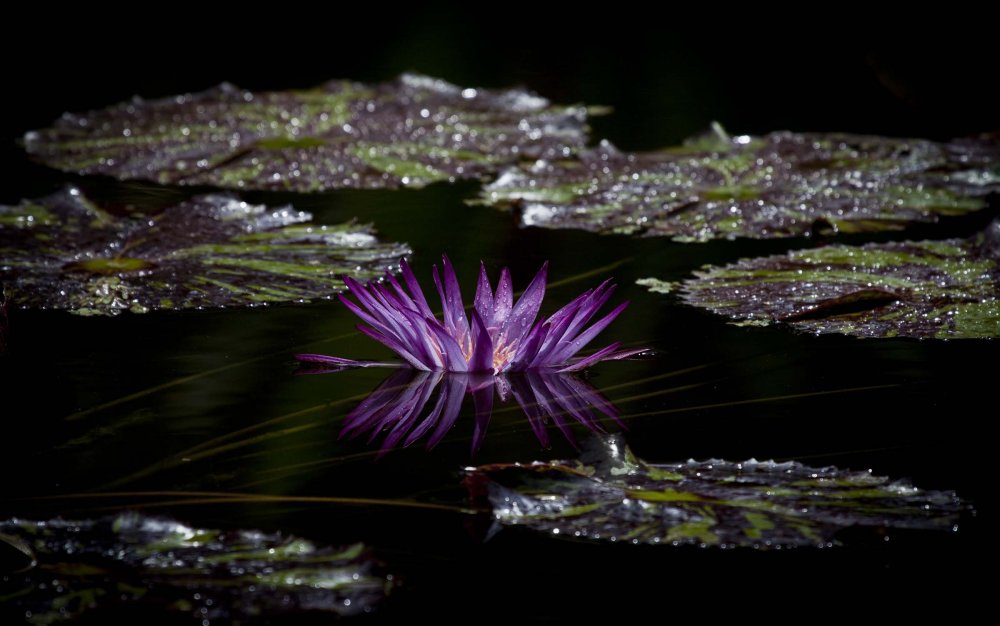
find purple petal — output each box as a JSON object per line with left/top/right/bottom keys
{"left": 536, "top": 282, "right": 615, "bottom": 362}
{"left": 440, "top": 255, "right": 470, "bottom": 338}
{"left": 493, "top": 267, "right": 513, "bottom": 326}
{"left": 556, "top": 341, "right": 624, "bottom": 372}
{"left": 357, "top": 324, "right": 431, "bottom": 370}
{"left": 469, "top": 309, "right": 495, "bottom": 373}
{"left": 474, "top": 262, "right": 494, "bottom": 325}
{"left": 294, "top": 353, "right": 402, "bottom": 369}
{"left": 508, "top": 320, "right": 549, "bottom": 370}
{"left": 424, "top": 317, "right": 471, "bottom": 371}
{"left": 547, "top": 300, "right": 630, "bottom": 365}
{"left": 391, "top": 304, "right": 447, "bottom": 370}
{"left": 400, "top": 258, "right": 434, "bottom": 317}
{"left": 501, "top": 261, "right": 547, "bottom": 346}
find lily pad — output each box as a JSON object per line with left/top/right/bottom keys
{"left": 24, "top": 74, "right": 590, "bottom": 191}
{"left": 465, "top": 435, "right": 967, "bottom": 548}
{"left": 0, "top": 513, "right": 394, "bottom": 623}
{"left": 676, "top": 219, "right": 1000, "bottom": 339}
{"left": 480, "top": 129, "right": 998, "bottom": 240}
{"left": 0, "top": 187, "right": 409, "bottom": 315}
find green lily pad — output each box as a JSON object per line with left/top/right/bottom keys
{"left": 24, "top": 74, "right": 590, "bottom": 191}
{"left": 465, "top": 435, "right": 967, "bottom": 548}
{"left": 0, "top": 187, "right": 409, "bottom": 315}
{"left": 480, "top": 129, "right": 998, "bottom": 241}
{"left": 0, "top": 513, "right": 394, "bottom": 623}
{"left": 676, "top": 220, "right": 1000, "bottom": 339}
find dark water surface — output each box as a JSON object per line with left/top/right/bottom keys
{"left": 2, "top": 19, "right": 995, "bottom": 620}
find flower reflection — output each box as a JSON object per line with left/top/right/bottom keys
{"left": 328, "top": 368, "right": 622, "bottom": 456}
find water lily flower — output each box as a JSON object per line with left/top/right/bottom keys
{"left": 297, "top": 256, "right": 645, "bottom": 374}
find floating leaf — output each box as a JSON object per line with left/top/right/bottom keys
{"left": 302, "top": 367, "right": 622, "bottom": 456}
{"left": 480, "top": 130, "right": 998, "bottom": 240}
{"left": 24, "top": 74, "right": 590, "bottom": 191}
{"left": 676, "top": 220, "right": 1000, "bottom": 338}
{"left": 0, "top": 188, "right": 409, "bottom": 315}
{"left": 465, "top": 435, "right": 966, "bottom": 548}
{"left": 0, "top": 513, "right": 394, "bottom": 623}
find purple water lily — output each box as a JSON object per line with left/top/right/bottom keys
{"left": 297, "top": 256, "right": 644, "bottom": 374}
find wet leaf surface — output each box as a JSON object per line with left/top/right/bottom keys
{"left": 480, "top": 130, "right": 998, "bottom": 240}
{"left": 676, "top": 219, "right": 1000, "bottom": 338}
{"left": 0, "top": 188, "right": 409, "bottom": 315}
{"left": 465, "top": 435, "right": 967, "bottom": 548}
{"left": 0, "top": 513, "right": 394, "bottom": 623}
{"left": 24, "top": 74, "right": 589, "bottom": 191}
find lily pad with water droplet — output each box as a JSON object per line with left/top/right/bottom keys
{"left": 0, "top": 513, "right": 394, "bottom": 623}
{"left": 465, "top": 434, "right": 967, "bottom": 548}
{"left": 0, "top": 187, "right": 410, "bottom": 315}
{"left": 480, "top": 130, "right": 998, "bottom": 241}
{"left": 675, "top": 220, "right": 1000, "bottom": 339}
{"left": 24, "top": 73, "right": 590, "bottom": 191}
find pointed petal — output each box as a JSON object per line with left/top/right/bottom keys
{"left": 400, "top": 257, "right": 434, "bottom": 317}
{"left": 357, "top": 324, "right": 431, "bottom": 370}
{"left": 556, "top": 341, "right": 624, "bottom": 372}
{"left": 294, "top": 353, "right": 402, "bottom": 369}
{"left": 502, "top": 261, "right": 547, "bottom": 345}
{"left": 469, "top": 309, "right": 495, "bottom": 373}
{"left": 474, "top": 261, "right": 494, "bottom": 326}
{"left": 441, "top": 254, "right": 471, "bottom": 345}
{"left": 509, "top": 320, "right": 548, "bottom": 370}
{"left": 425, "top": 317, "right": 471, "bottom": 371}
{"left": 494, "top": 267, "right": 513, "bottom": 326}
{"left": 547, "top": 300, "right": 630, "bottom": 365}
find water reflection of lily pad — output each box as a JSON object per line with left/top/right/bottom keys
{"left": 0, "top": 188, "right": 409, "bottom": 316}
{"left": 676, "top": 220, "right": 1000, "bottom": 339}
{"left": 480, "top": 130, "right": 998, "bottom": 241}
{"left": 0, "top": 284, "right": 9, "bottom": 353}
{"left": 24, "top": 73, "right": 590, "bottom": 192}
{"left": 0, "top": 513, "right": 394, "bottom": 623}
{"left": 465, "top": 435, "right": 967, "bottom": 548}
{"left": 301, "top": 367, "right": 622, "bottom": 455}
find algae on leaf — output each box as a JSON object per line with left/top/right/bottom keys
{"left": 465, "top": 435, "right": 967, "bottom": 548}
{"left": 24, "top": 74, "right": 590, "bottom": 191}
{"left": 0, "top": 188, "right": 409, "bottom": 315}
{"left": 481, "top": 130, "right": 998, "bottom": 241}
{"left": 675, "top": 219, "right": 1000, "bottom": 339}
{"left": 0, "top": 513, "right": 394, "bottom": 623}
